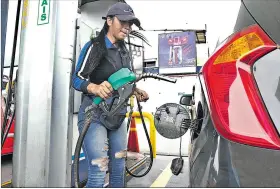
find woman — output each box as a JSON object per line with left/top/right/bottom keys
{"left": 72, "top": 2, "right": 149, "bottom": 188}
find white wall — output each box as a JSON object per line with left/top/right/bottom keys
{"left": 135, "top": 76, "right": 197, "bottom": 155}
{"left": 196, "top": 44, "right": 209, "bottom": 66}
{"left": 125, "top": 36, "right": 144, "bottom": 74}
{"left": 79, "top": 0, "right": 118, "bottom": 46}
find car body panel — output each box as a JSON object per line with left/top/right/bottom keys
{"left": 189, "top": 113, "right": 240, "bottom": 187}
{"left": 189, "top": 109, "right": 280, "bottom": 187}
{"left": 243, "top": 0, "right": 280, "bottom": 44}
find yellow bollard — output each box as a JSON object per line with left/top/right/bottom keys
{"left": 126, "top": 111, "right": 156, "bottom": 158}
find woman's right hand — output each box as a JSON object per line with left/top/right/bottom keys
{"left": 87, "top": 81, "right": 113, "bottom": 99}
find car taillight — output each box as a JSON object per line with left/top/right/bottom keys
{"left": 202, "top": 24, "right": 280, "bottom": 150}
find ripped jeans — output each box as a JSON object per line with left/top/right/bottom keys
{"left": 78, "top": 95, "right": 127, "bottom": 188}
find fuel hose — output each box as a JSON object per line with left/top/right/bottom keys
{"left": 125, "top": 97, "right": 153, "bottom": 177}
{"left": 73, "top": 74, "right": 176, "bottom": 187}
{"left": 73, "top": 98, "right": 152, "bottom": 187}
{"left": 73, "top": 105, "right": 94, "bottom": 188}
{"left": 124, "top": 74, "right": 176, "bottom": 177}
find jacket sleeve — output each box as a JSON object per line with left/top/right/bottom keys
{"left": 72, "top": 41, "right": 93, "bottom": 93}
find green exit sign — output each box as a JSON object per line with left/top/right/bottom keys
{"left": 37, "top": 0, "right": 50, "bottom": 25}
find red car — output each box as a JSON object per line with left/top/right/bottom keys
{"left": 1, "top": 96, "right": 15, "bottom": 156}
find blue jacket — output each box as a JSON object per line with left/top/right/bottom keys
{"left": 72, "top": 36, "right": 119, "bottom": 93}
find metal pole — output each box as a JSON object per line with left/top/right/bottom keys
{"left": 48, "top": 0, "right": 77, "bottom": 186}
{"left": 12, "top": 0, "right": 78, "bottom": 187}
{"left": 1, "top": 0, "right": 9, "bottom": 83}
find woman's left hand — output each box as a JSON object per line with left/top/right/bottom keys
{"left": 134, "top": 88, "right": 149, "bottom": 102}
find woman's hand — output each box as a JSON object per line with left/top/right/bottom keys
{"left": 87, "top": 81, "right": 113, "bottom": 99}
{"left": 134, "top": 88, "right": 149, "bottom": 102}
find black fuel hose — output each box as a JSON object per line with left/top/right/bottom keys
{"left": 73, "top": 105, "right": 94, "bottom": 188}
{"left": 125, "top": 74, "right": 176, "bottom": 177}
{"left": 125, "top": 97, "right": 153, "bottom": 177}
{"left": 136, "top": 73, "right": 177, "bottom": 83}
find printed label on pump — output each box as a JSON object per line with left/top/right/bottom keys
{"left": 37, "top": 0, "right": 50, "bottom": 25}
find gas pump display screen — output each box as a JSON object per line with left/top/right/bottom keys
{"left": 158, "top": 31, "right": 197, "bottom": 74}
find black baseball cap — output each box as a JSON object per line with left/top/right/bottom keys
{"left": 102, "top": 2, "right": 141, "bottom": 27}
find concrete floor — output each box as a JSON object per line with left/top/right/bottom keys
{"left": 127, "top": 155, "right": 189, "bottom": 188}
{"left": 1, "top": 155, "right": 13, "bottom": 183}
{"left": 1, "top": 154, "right": 189, "bottom": 187}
